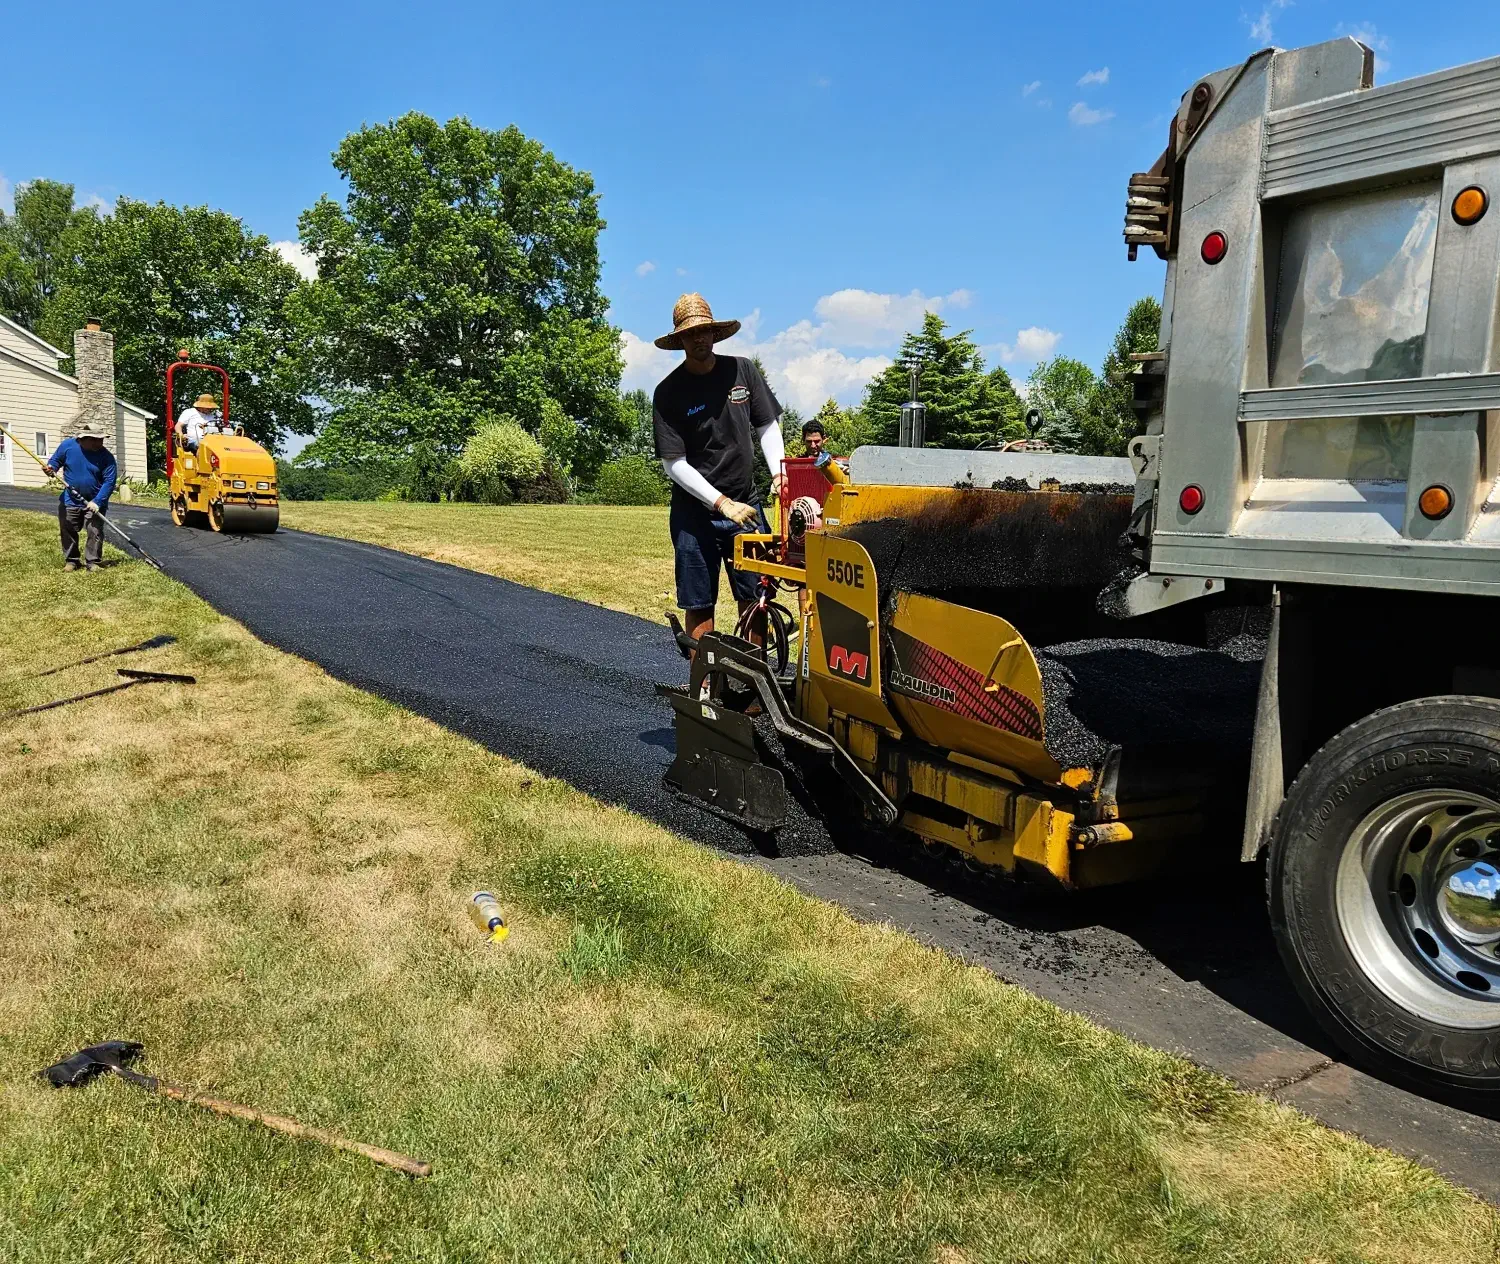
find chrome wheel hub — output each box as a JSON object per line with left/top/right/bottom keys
{"left": 1336, "top": 789, "right": 1500, "bottom": 1028}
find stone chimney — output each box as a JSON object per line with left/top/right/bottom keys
{"left": 72, "top": 318, "right": 116, "bottom": 438}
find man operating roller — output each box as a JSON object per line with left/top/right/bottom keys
{"left": 653, "top": 293, "right": 786, "bottom": 652}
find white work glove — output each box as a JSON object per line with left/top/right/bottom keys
{"left": 716, "top": 497, "right": 759, "bottom": 528}
{"left": 85, "top": 500, "right": 100, "bottom": 515}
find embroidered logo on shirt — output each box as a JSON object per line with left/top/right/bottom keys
{"left": 687, "top": 404, "right": 706, "bottom": 416}
{"left": 728, "top": 386, "right": 751, "bottom": 405}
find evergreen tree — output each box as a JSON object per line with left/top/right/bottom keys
{"left": 862, "top": 313, "right": 1022, "bottom": 448}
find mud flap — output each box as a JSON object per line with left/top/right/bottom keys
{"left": 659, "top": 687, "right": 789, "bottom": 830}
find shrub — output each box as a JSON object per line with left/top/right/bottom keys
{"left": 513, "top": 461, "right": 572, "bottom": 504}
{"left": 538, "top": 398, "right": 577, "bottom": 473}
{"left": 399, "top": 440, "right": 453, "bottom": 502}
{"left": 449, "top": 418, "right": 545, "bottom": 504}
{"left": 594, "top": 454, "right": 670, "bottom": 506}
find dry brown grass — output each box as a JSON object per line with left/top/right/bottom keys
{"left": 1, "top": 508, "right": 1497, "bottom": 1263}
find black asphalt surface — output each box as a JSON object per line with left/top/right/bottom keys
{"left": 5, "top": 486, "right": 1499, "bottom": 1200}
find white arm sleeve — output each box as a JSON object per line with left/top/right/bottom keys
{"left": 663, "top": 458, "right": 722, "bottom": 510}
{"left": 757, "top": 421, "right": 786, "bottom": 480}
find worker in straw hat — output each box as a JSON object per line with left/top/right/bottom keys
{"left": 43, "top": 414, "right": 118, "bottom": 572}
{"left": 652, "top": 293, "right": 787, "bottom": 653}
{"left": 176, "top": 392, "right": 222, "bottom": 454}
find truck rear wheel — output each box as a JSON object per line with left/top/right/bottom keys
{"left": 1268, "top": 697, "right": 1500, "bottom": 1096}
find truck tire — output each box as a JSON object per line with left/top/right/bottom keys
{"left": 1268, "top": 696, "right": 1500, "bottom": 1096}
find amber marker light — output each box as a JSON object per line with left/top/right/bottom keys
{"left": 1419, "top": 484, "right": 1454, "bottom": 520}
{"left": 1453, "top": 186, "right": 1489, "bottom": 226}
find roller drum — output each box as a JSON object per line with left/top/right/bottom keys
{"left": 213, "top": 503, "right": 279, "bottom": 534}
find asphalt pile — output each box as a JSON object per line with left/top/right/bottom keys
{"left": 1036, "top": 638, "right": 1260, "bottom": 772}
{"left": 843, "top": 493, "right": 1136, "bottom": 606}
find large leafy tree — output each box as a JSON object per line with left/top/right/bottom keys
{"left": 291, "top": 114, "right": 625, "bottom": 478}
{"left": 43, "top": 199, "right": 314, "bottom": 470}
{"left": 1025, "top": 357, "right": 1098, "bottom": 453}
{"left": 1081, "top": 295, "right": 1161, "bottom": 456}
{"left": 862, "top": 313, "right": 1023, "bottom": 448}
{"left": 0, "top": 180, "right": 95, "bottom": 330}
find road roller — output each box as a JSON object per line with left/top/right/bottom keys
{"left": 164, "top": 351, "right": 279, "bottom": 533}
{"left": 660, "top": 36, "right": 1500, "bottom": 1099}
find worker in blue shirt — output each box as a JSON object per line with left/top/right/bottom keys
{"left": 43, "top": 417, "right": 118, "bottom": 572}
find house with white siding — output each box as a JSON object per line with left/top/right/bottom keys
{"left": 0, "top": 315, "right": 152, "bottom": 489}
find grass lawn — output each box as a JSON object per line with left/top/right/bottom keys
{"left": 278, "top": 500, "right": 743, "bottom": 632}
{"left": 1, "top": 509, "right": 1497, "bottom": 1263}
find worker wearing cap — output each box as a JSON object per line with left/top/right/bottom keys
{"left": 653, "top": 293, "right": 787, "bottom": 649}
{"left": 43, "top": 417, "right": 118, "bottom": 572}
{"left": 176, "top": 393, "right": 221, "bottom": 453}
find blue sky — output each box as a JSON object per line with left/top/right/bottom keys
{"left": 5, "top": 0, "right": 1496, "bottom": 429}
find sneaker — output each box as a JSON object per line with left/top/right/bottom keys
{"left": 85, "top": 564, "right": 101, "bottom": 573}
{"left": 63, "top": 561, "right": 80, "bottom": 572}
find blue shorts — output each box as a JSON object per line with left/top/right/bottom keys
{"left": 670, "top": 497, "right": 769, "bottom": 611}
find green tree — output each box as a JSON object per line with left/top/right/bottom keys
{"left": 0, "top": 180, "right": 95, "bottom": 329}
{"left": 42, "top": 198, "right": 314, "bottom": 470}
{"left": 790, "top": 397, "right": 874, "bottom": 457}
{"left": 862, "top": 313, "right": 1023, "bottom": 448}
{"left": 617, "top": 387, "right": 655, "bottom": 459}
{"left": 291, "top": 114, "right": 624, "bottom": 479}
{"left": 1082, "top": 296, "right": 1161, "bottom": 456}
{"left": 1025, "top": 357, "right": 1098, "bottom": 454}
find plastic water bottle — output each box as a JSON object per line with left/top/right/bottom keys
{"left": 468, "top": 892, "right": 509, "bottom": 942}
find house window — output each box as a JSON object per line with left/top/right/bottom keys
{"left": 35, "top": 433, "right": 47, "bottom": 456}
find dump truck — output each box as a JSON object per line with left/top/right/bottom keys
{"left": 659, "top": 37, "right": 1500, "bottom": 1098}
{"left": 164, "top": 352, "right": 279, "bottom": 533}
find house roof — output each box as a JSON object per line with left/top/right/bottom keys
{"left": 0, "top": 342, "right": 156, "bottom": 419}
{"left": 0, "top": 313, "right": 67, "bottom": 363}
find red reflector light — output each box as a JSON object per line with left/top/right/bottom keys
{"left": 1200, "top": 231, "right": 1228, "bottom": 265}
{"left": 1179, "top": 484, "right": 1205, "bottom": 514}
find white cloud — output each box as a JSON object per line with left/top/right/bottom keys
{"left": 622, "top": 287, "right": 973, "bottom": 411}
{"left": 675, "top": 267, "right": 689, "bottom": 277}
{"left": 1077, "top": 67, "right": 1109, "bottom": 86}
{"left": 82, "top": 193, "right": 115, "bottom": 214}
{"left": 814, "top": 75, "right": 832, "bottom": 88}
{"left": 0, "top": 173, "right": 11, "bottom": 215}
{"left": 1069, "top": 102, "right": 1115, "bottom": 126}
{"left": 619, "top": 330, "right": 677, "bottom": 393}
{"left": 273, "top": 240, "right": 318, "bottom": 281}
{"left": 1021, "top": 80, "right": 1041, "bottom": 97}
{"left": 635, "top": 259, "right": 657, "bottom": 277}
{"left": 1248, "top": 0, "right": 1292, "bottom": 43}
{"left": 997, "top": 326, "right": 1062, "bottom": 364}
{"left": 811, "top": 287, "right": 972, "bottom": 348}
{"left": 1338, "top": 22, "right": 1390, "bottom": 72}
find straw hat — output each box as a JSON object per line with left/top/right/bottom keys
{"left": 194, "top": 393, "right": 219, "bottom": 410}
{"left": 653, "top": 293, "right": 741, "bottom": 351}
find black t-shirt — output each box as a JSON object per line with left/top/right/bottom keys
{"left": 653, "top": 355, "right": 782, "bottom": 506}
